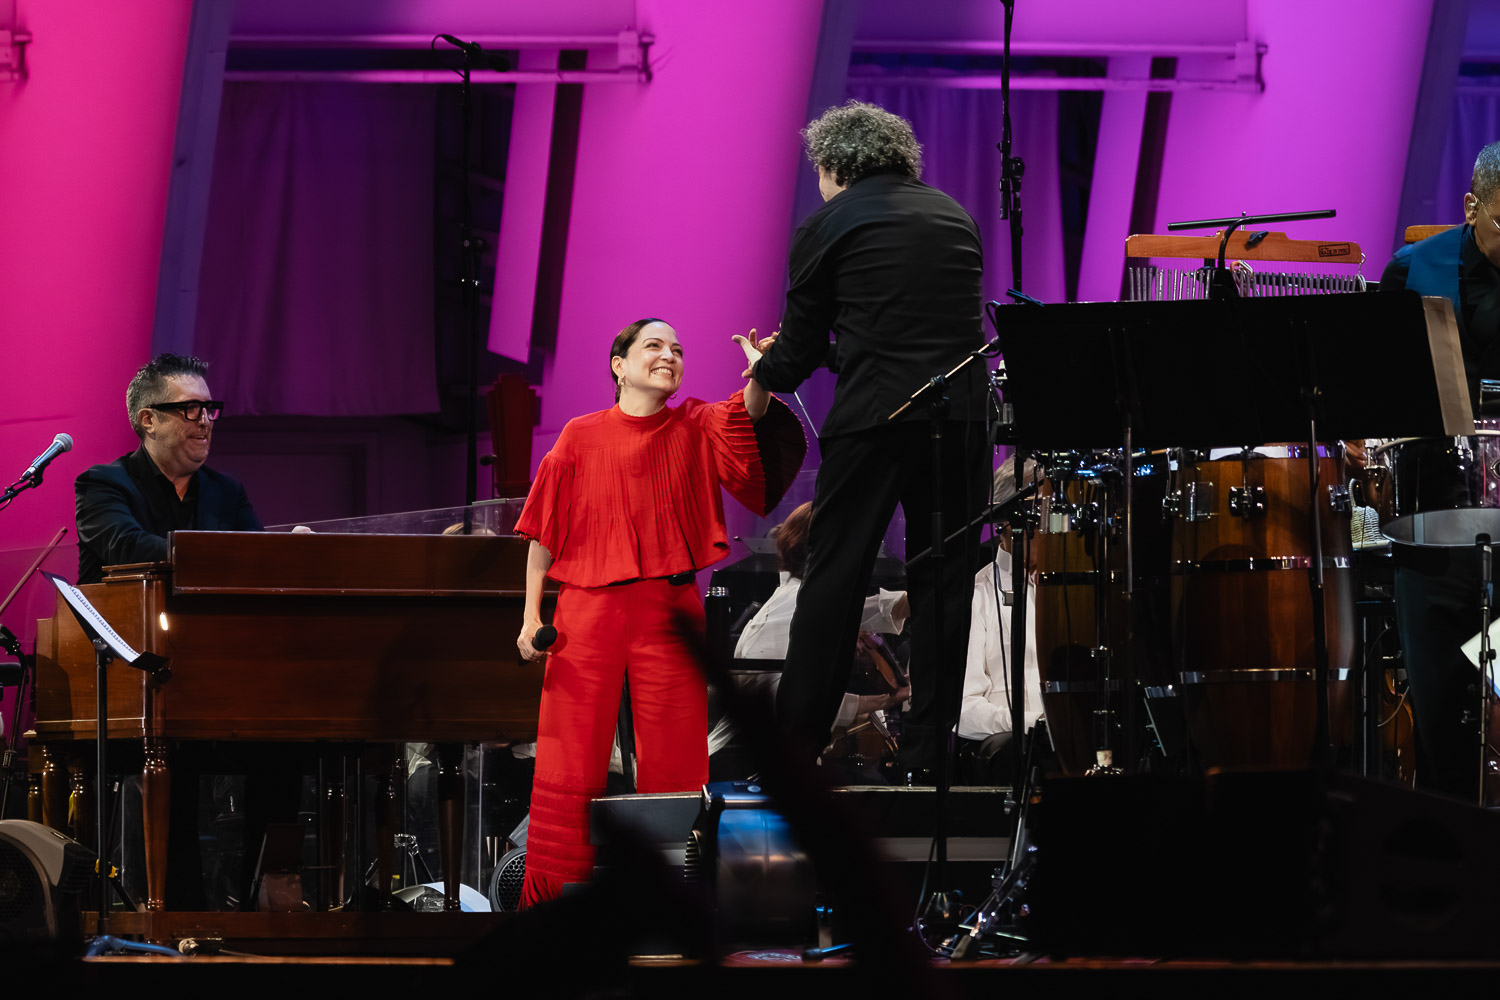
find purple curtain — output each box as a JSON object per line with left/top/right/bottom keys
{"left": 1434, "top": 91, "right": 1499, "bottom": 228}
{"left": 846, "top": 83, "right": 1066, "bottom": 307}
{"left": 782, "top": 83, "right": 1064, "bottom": 444}
{"left": 193, "top": 83, "right": 440, "bottom": 416}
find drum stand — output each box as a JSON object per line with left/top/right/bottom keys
{"left": 1086, "top": 464, "right": 1120, "bottom": 774}
{"left": 1302, "top": 404, "right": 1335, "bottom": 765}
{"left": 949, "top": 717, "right": 1048, "bottom": 960}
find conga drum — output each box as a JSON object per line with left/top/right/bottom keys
{"left": 1167, "top": 447, "right": 1356, "bottom": 770}
{"left": 1032, "top": 452, "right": 1171, "bottom": 774}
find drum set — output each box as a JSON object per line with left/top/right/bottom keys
{"left": 1018, "top": 424, "right": 1500, "bottom": 783}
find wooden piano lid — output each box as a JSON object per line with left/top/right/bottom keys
{"left": 167, "top": 530, "right": 533, "bottom": 597}
{"left": 101, "top": 561, "right": 169, "bottom": 583}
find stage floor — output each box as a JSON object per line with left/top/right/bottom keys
{"left": 29, "top": 951, "right": 1500, "bottom": 997}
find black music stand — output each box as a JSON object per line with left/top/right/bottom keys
{"left": 43, "top": 572, "right": 169, "bottom": 934}
{"left": 997, "top": 289, "right": 1469, "bottom": 768}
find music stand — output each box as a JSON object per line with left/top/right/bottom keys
{"left": 996, "top": 289, "right": 1468, "bottom": 768}
{"left": 43, "top": 572, "right": 169, "bottom": 934}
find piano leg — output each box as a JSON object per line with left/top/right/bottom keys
{"left": 437, "top": 742, "right": 464, "bottom": 911}
{"left": 318, "top": 753, "right": 346, "bottom": 911}
{"left": 40, "top": 744, "right": 68, "bottom": 831}
{"left": 27, "top": 768, "right": 43, "bottom": 823}
{"left": 68, "top": 758, "right": 92, "bottom": 849}
{"left": 370, "top": 744, "right": 397, "bottom": 908}
{"left": 142, "top": 737, "right": 169, "bottom": 912}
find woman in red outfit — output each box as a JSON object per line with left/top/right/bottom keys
{"left": 512, "top": 318, "right": 804, "bottom": 906}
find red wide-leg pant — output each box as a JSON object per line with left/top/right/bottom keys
{"left": 520, "top": 577, "right": 709, "bottom": 907}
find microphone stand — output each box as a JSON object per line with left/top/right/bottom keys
{"left": 0, "top": 627, "right": 27, "bottom": 819}
{"left": 997, "top": 0, "right": 1024, "bottom": 294}
{"left": 435, "top": 35, "right": 496, "bottom": 521}
{"left": 0, "top": 527, "right": 69, "bottom": 818}
{"left": 996, "top": 0, "right": 1031, "bottom": 794}
{"left": 890, "top": 337, "right": 1001, "bottom": 938}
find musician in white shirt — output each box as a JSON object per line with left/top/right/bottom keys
{"left": 956, "top": 545, "right": 1043, "bottom": 784}
{"left": 712, "top": 503, "right": 909, "bottom": 757}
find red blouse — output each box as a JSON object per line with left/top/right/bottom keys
{"left": 514, "top": 390, "right": 805, "bottom": 588}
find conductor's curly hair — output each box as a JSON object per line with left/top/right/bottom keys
{"left": 801, "top": 100, "right": 923, "bottom": 188}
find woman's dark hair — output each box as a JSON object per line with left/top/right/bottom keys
{"left": 773, "top": 501, "right": 814, "bottom": 578}
{"left": 609, "top": 317, "right": 669, "bottom": 402}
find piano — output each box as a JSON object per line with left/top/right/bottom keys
{"left": 30, "top": 502, "right": 550, "bottom": 936}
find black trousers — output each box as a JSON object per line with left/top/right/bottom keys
{"left": 1395, "top": 554, "right": 1484, "bottom": 802}
{"left": 776, "top": 420, "right": 987, "bottom": 771}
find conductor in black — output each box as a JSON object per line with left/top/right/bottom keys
{"left": 750, "top": 100, "right": 989, "bottom": 775}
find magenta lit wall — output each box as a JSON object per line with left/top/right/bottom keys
{"left": 534, "top": 0, "right": 826, "bottom": 457}
{"left": 1152, "top": 0, "right": 1432, "bottom": 276}
{"left": 0, "top": 0, "right": 192, "bottom": 740}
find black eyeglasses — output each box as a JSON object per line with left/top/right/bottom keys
{"left": 150, "top": 400, "right": 224, "bottom": 422}
{"left": 1480, "top": 201, "right": 1500, "bottom": 234}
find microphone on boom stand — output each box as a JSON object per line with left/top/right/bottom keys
{"left": 1, "top": 432, "right": 73, "bottom": 509}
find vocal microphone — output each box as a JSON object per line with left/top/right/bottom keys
{"left": 22, "top": 433, "right": 73, "bottom": 482}
{"left": 532, "top": 625, "right": 558, "bottom": 651}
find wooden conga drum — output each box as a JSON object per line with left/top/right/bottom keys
{"left": 1167, "top": 448, "right": 1356, "bottom": 769}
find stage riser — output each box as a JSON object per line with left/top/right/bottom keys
{"left": 1032, "top": 769, "right": 1500, "bottom": 958}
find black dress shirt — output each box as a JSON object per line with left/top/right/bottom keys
{"left": 74, "top": 445, "right": 262, "bottom": 584}
{"left": 752, "top": 172, "right": 987, "bottom": 438}
{"left": 1380, "top": 223, "right": 1500, "bottom": 409}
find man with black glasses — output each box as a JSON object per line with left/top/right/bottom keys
{"left": 1378, "top": 140, "right": 1500, "bottom": 801}
{"left": 75, "top": 353, "right": 261, "bottom": 584}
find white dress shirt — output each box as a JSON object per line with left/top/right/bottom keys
{"left": 958, "top": 550, "right": 1043, "bottom": 740}
{"left": 711, "top": 573, "right": 907, "bottom": 749}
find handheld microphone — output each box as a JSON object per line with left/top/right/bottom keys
{"left": 22, "top": 433, "right": 72, "bottom": 482}
{"left": 532, "top": 625, "right": 558, "bottom": 651}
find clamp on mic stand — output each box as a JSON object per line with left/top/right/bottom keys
{"left": 0, "top": 470, "right": 43, "bottom": 509}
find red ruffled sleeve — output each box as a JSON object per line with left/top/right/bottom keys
{"left": 685, "top": 390, "right": 807, "bottom": 516}
{"left": 512, "top": 434, "right": 574, "bottom": 558}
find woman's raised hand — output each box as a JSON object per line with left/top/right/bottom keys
{"left": 732, "top": 328, "right": 779, "bottom": 378}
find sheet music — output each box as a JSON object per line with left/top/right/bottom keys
{"left": 43, "top": 571, "right": 143, "bottom": 663}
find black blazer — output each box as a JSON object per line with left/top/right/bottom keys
{"left": 753, "top": 172, "right": 987, "bottom": 438}
{"left": 75, "top": 446, "right": 262, "bottom": 584}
